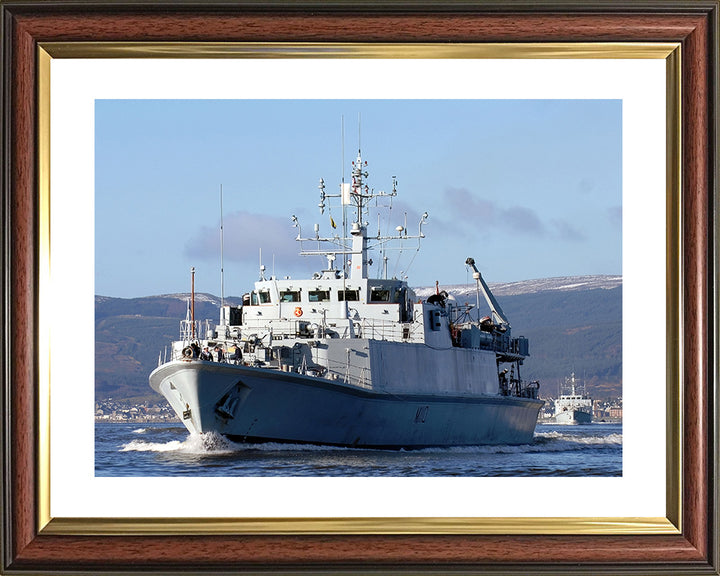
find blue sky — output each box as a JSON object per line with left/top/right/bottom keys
{"left": 95, "top": 99, "right": 621, "bottom": 298}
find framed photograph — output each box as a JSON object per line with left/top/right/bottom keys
{"left": 2, "top": 1, "right": 717, "bottom": 573}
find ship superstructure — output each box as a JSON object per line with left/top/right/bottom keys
{"left": 150, "top": 149, "right": 542, "bottom": 448}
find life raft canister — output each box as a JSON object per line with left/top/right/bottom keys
{"left": 294, "top": 306, "right": 303, "bottom": 317}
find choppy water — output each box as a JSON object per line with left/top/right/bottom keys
{"left": 95, "top": 422, "right": 621, "bottom": 477}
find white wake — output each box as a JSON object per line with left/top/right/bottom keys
{"left": 120, "top": 431, "right": 241, "bottom": 454}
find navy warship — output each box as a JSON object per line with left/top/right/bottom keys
{"left": 150, "top": 150, "right": 542, "bottom": 448}
{"left": 553, "top": 373, "right": 593, "bottom": 425}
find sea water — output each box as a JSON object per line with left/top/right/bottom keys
{"left": 95, "top": 422, "right": 622, "bottom": 477}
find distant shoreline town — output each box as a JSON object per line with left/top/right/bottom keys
{"left": 95, "top": 399, "right": 179, "bottom": 423}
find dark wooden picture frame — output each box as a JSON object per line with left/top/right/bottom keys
{"left": 1, "top": 1, "right": 717, "bottom": 573}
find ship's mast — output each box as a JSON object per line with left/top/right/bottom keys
{"left": 349, "top": 150, "right": 369, "bottom": 279}
{"left": 350, "top": 149, "right": 368, "bottom": 225}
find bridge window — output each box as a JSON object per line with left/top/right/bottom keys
{"left": 370, "top": 288, "right": 390, "bottom": 302}
{"left": 280, "top": 290, "right": 301, "bottom": 302}
{"left": 338, "top": 289, "right": 359, "bottom": 301}
{"left": 258, "top": 290, "right": 271, "bottom": 304}
{"left": 308, "top": 290, "right": 330, "bottom": 302}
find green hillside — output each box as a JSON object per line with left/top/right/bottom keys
{"left": 94, "top": 295, "right": 239, "bottom": 402}
{"left": 499, "top": 287, "right": 622, "bottom": 398}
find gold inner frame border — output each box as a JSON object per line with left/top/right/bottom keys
{"left": 36, "top": 41, "right": 682, "bottom": 537}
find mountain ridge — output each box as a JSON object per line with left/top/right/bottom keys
{"left": 97, "top": 274, "right": 622, "bottom": 304}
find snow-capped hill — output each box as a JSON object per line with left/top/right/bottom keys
{"left": 487, "top": 275, "right": 622, "bottom": 296}
{"left": 158, "top": 292, "right": 222, "bottom": 305}
{"left": 413, "top": 275, "right": 622, "bottom": 299}
{"left": 94, "top": 295, "right": 115, "bottom": 304}
{"left": 96, "top": 276, "right": 620, "bottom": 305}
{"left": 95, "top": 292, "right": 229, "bottom": 306}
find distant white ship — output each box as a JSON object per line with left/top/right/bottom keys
{"left": 149, "top": 148, "right": 543, "bottom": 448}
{"left": 553, "top": 372, "right": 593, "bottom": 425}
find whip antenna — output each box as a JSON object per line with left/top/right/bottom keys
{"left": 220, "top": 184, "right": 225, "bottom": 308}
{"left": 190, "top": 266, "right": 196, "bottom": 339}
{"left": 341, "top": 115, "right": 348, "bottom": 273}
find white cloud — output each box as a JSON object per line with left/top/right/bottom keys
{"left": 607, "top": 205, "right": 622, "bottom": 229}
{"left": 185, "top": 211, "right": 300, "bottom": 269}
{"left": 551, "top": 219, "right": 587, "bottom": 242}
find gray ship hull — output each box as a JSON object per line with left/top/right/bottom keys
{"left": 554, "top": 409, "right": 592, "bottom": 425}
{"left": 150, "top": 360, "right": 543, "bottom": 448}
